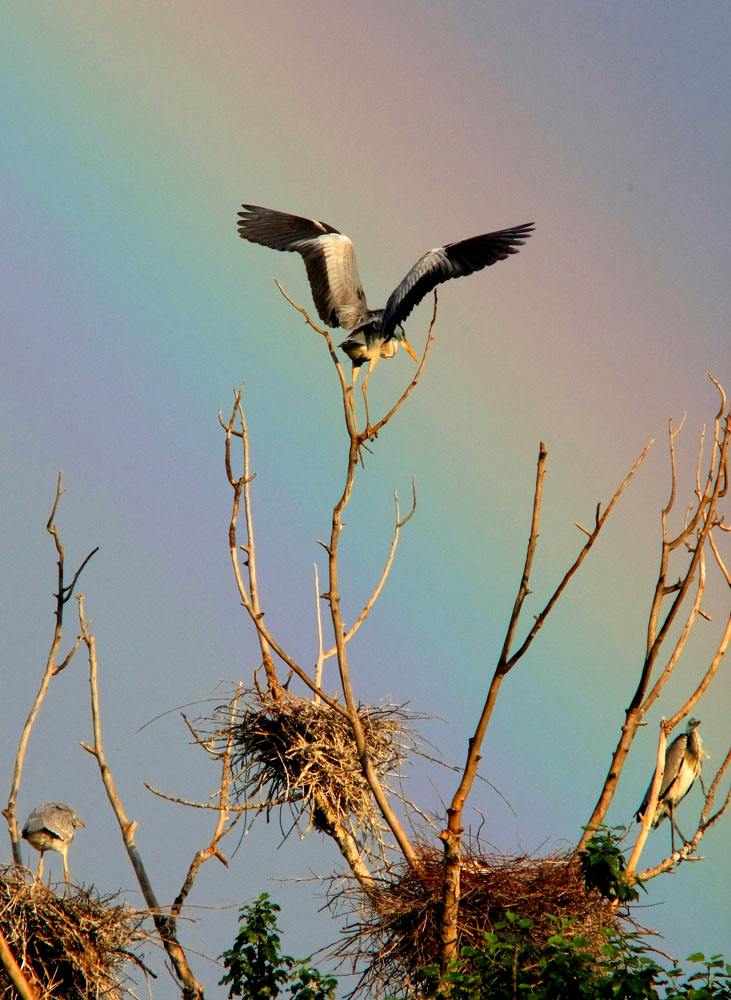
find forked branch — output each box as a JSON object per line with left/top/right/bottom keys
{"left": 222, "top": 392, "right": 345, "bottom": 713}
{"left": 578, "top": 381, "right": 730, "bottom": 852}
{"left": 318, "top": 481, "right": 417, "bottom": 664}
{"left": 3, "top": 474, "right": 97, "bottom": 865}
{"left": 440, "top": 437, "right": 651, "bottom": 965}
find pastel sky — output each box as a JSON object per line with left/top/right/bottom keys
{"left": 2, "top": 1, "right": 729, "bottom": 994}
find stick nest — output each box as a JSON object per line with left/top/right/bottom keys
{"left": 226, "top": 692, "right": 416, "bottom": 851}
{"left": 334, "top": 846, "right": 616, "bottom": 997}
{"left": 0, "top": 866, "right": 145, "bottom": 1000}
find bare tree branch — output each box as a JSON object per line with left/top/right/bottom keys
{"left": 364, "top": 294, "right": 438, "bottom": 440}
{"left": 625, "top": 721, "right": 669, "bottom": 876}
{"left": 578, "top": 381, "right": 730, "bottom": 852}
{"left": 143, "top": 784, "right": 298, "bottom": 811}
{"left": 439, "top": 438, "right": 651, "bottom": 965}
{"left": 223, "top": 391, "right": 345, "bottom": 713}
{"left": 319, "top": 481, "right": 417, "bottom": 662}
{"left": 0, "top": 926, "right": 38, "bottom": 1000}
{"left": 225, "top": 392, "right": 282, "bottom": 700}
{"left": 171, "top": 686, "right": 244, "bottom": 919}
{"left": 274, "top": 280, "right": 358, "bottom": 437}
{"left": 3, "top": 474, "right": 97, "bottom": 866}
{"left": 77, "top": 596, "right": 205, "bottom": 1000}
{"left": 324, "top": 407, "right": 419, "bottom": 867}
{"left": 507, "top": 440, "right": 653, "bottom": 671}
{"left": 313, "top": 563, "right": 325, "bottom": 701}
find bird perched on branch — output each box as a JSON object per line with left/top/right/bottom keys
{"left": 22, "top": 802, "right": 84, "bottom": 883}
{"left": 635, "top": 718, "right": 705, "bottom": 853}
{"left": 237, "top": 204, "right": 534, "bottom": 426}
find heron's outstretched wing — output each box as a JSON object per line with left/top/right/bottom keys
{"left": 381, "top": 223, "right": 534, "bottom": 339}
{"left": 237, "top": 205, "right": 368, "bottom": 330}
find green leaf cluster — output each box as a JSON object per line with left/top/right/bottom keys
{"left": 413, "top": 914, "right": 731, "bottom": 999}
{"left": 219, "top": 893, "right": 337, "bottom": 1000}
{"left": 578, "top": 826, "right": 642, "bottom": 903}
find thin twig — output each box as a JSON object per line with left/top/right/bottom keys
{"left": 224, "top": 393, "right": 345, "bottom": 712}
{"left": 507, "top": 439, "right": 653, "bottom": 670}
{"left": 171, "top": 685, "right": 244, "bottom": 918}
{"left": 365, "top": 294, "right": 438, "bottom": 440}
{"left": 143, "top": 783, "right": 298, "bottom": 811}
{"left": 314, "top": 563, "right": 325, "bottom": 702}
{"left": 274, "top": 280, "right": 357, "bottom": 436}
{"left": 320, "top": 481, "right": 418, "bottom": 659}
{"left": 226, "top": 390, "right": 282, "bottom": 700}
{"left": 78, "top": 596, "right": 204, "bottom": 1000}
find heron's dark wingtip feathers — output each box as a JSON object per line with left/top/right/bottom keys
{"left": 380, "top": 220, "right": 535, "bottom": 337}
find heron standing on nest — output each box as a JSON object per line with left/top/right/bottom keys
{"left": 635, "top": 718, "right": 705, "bottom": 854}
{"left": 237, "top": 205, "right": 534, "bottom": 429}
{"left": 22, "top": 802, "right": 84, "bottom": 883}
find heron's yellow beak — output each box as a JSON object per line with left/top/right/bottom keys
{"left": 76, "top": 819, "right": 86, "bottom": 828}
{"left": 402, "top": 338, "right": 418, "bottom": 363}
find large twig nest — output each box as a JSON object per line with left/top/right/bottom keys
{"left": 226, "top": 691, "right": 418, "bottom": 851}
{"left": 0, "top": 866, "right": 145, "bottom": 1000}
{"left": 331, "top": 846, "right": 616, "bottom": 997}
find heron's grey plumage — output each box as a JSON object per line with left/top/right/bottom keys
{"left": 22, "top": 802, "right": 84, "bottom": 882}
{"left": 635, "top": 718, "right": 704, "bottom": 851}
{"left": 380, "top": 227, "right": 535, "bottom": 338}
{"left": 236, "top": 204, "right": 534, "bottom": 351}
{"left": 236, "top": 205, "right": 368, "bottom": 332}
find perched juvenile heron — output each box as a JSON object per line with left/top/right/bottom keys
{"left": 22, "top": 802, "right": 84, "bottom": 883}
{"left": 635, "top": 718, "right": 705, "bottom": 853}
{"left": 237, "top": 204, "right": 533, "bottom": 426}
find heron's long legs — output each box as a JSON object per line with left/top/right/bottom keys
{"left": 36, "top": 853, "right": 44, "bottom": 881}
{"left": 349, "top": 357, "right": 380, "bottom": 437}
{"left": 348, "top": 364, "right": 362, "bottom": 436}
{"left": 360, "top": 356, "right": 380, "bottom": 435}
{"left": 669, "top": 803, "right": 689, "bottom": 854}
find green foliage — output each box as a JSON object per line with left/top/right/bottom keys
{"left": 221, "top": 893, "right": 731, "bottom": 1000}
{"left": 662, "top": 954, "right": 731, "bottom": 1000}
{"left": 412, "top": 914, "right": 731, "bottom": 1000}
{"left": 578, "top": 825, "right": 642, "bottom": 902}
{"left": 219, "top": 893, "right": 337, "bottom": 1000}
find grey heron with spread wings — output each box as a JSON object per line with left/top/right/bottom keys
{"left": 237, "top": 205, "right": 534, "bottom": 427}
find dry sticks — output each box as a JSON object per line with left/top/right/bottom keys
{"left": 225, "top": 280, "right": 730, "bottom": 986}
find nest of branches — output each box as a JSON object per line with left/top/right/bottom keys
{"left": 0, "top": 866, "right": 145, "bottom": 1000}
{"left": 334, "top": 846, "right": 615, "bottom": 997}
{"left": 227, "top": 691, "right": 416, "bottom": 849}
